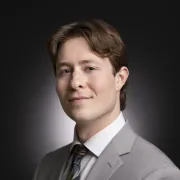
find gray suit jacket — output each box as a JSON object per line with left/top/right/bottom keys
{"left": 33, "top": 122, "right": 180, "bottom": 180}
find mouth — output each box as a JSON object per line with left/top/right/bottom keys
{"left": 69, "top": 97, "right": 92, "bottom": 104}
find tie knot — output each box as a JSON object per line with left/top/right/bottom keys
{"left": 72, "top": 144, "right": 89, "bottom": 156}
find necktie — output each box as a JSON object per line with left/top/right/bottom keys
{"left": 66, "top": 144, "right": 89, "bottom": 180}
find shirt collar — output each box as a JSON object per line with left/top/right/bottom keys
{"left": 70, "top": 111, "right": 126, "bottom": 157}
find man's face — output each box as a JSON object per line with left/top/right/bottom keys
{"left": 56, "top": 37, "right": 126, "bottom": 125}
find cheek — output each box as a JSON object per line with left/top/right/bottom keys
{"left": 91, "top": 76, "right": 115, "bottom": 95}
{"left": 56, "top": 81, "right": 65, "bottom": 98}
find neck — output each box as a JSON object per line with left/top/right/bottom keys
{"left": 75, "top": 110, "right": 121, "bottom": 143}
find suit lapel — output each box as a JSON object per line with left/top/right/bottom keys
{"left": 85, "top": 122, "right": 137, "bottom": 180}
{"left": 85, "top": 141, "right": 123, "bottom": 180}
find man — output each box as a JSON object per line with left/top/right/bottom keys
{"left": 33, "top": 19, "right": 180, "bottom": 180}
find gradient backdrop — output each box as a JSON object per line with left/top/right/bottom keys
{"left": 1, "top": 1, "right": 179, "bottom": 180}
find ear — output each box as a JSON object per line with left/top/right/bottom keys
{"left": 115, "top": 66, "right": 129, "bottom": 91}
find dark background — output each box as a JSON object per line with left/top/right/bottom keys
{"left": 1, "top": 1, "right": 179, "bottom": 180}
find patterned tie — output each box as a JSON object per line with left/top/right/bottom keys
{"left": 66, "top": 144, "right": 89, "bottom": 180}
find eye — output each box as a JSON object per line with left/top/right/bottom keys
{"left": 61, "top": 69, "right": 71, "bottom": 74}
{"left": 85, "top": 67, "right": 96, "bottom": 71}
{"left": 56, "top": 69, "right": 71, "bottom": 77}
{"left": 57, "top": 67, "right": 96, "bottom": 77}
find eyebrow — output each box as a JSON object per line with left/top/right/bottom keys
{"left": 56, "top": 59, "right": 99, "bottom": 68}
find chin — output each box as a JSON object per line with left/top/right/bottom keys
{"left": 72, "top": 115, "right": 89, "bottom": 123}
{"left": 67, "top": 111, "right": 91, "bottom": 123}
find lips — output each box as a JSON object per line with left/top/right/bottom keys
{"left": 69, "top": 96, "right": 90, "bottom": 101}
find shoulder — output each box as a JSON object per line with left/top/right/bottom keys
{"left": 33, "top": 143, "right": 72, "bottom": 180}
{"left": 142, "top": 165, "right": 180, "bottom": 180}
{"left": 35, "top": 143, "right": 72, "bottom": 171}
{"left": 133, "top": 136, "right": 174, "bottom": 165}
{"left": 41, "top": 143, "right": 72, "bottom": 164}
{"left": 129, "top": 135, "right": 180, "bottom": 179}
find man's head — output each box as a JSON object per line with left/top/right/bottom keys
{"left": 47, "top": 19, "right": 129, "bottom": 124}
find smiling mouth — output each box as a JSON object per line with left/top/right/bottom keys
{"left": 69, "top": 97, "right": 92, "bottom": 104}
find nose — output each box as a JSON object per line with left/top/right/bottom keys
{"left": 69, "top": 71, "right": 87, "bottom": 90}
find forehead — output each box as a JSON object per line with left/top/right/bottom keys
{"left": 57, "top": 37, "right": 95, "bottom": 57}
{"left": 56, "top": 37, "right": 114, "bottom": 74}
{"left": 57, "top": 37, "right": 103, "bottom": 65}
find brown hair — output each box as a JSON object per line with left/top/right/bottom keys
{"left": 47, "top": 19, "right": 128, "bottom": 111}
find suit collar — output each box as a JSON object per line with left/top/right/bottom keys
{"left": 86, "top": 122, "right": 137, "bottom": 180}
{"left": 112, "top": 121, "right": 137, "bottom": 156}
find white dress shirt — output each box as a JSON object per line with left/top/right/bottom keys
{"left": 61, "top": 111, "right": 126, "bottom": 180}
